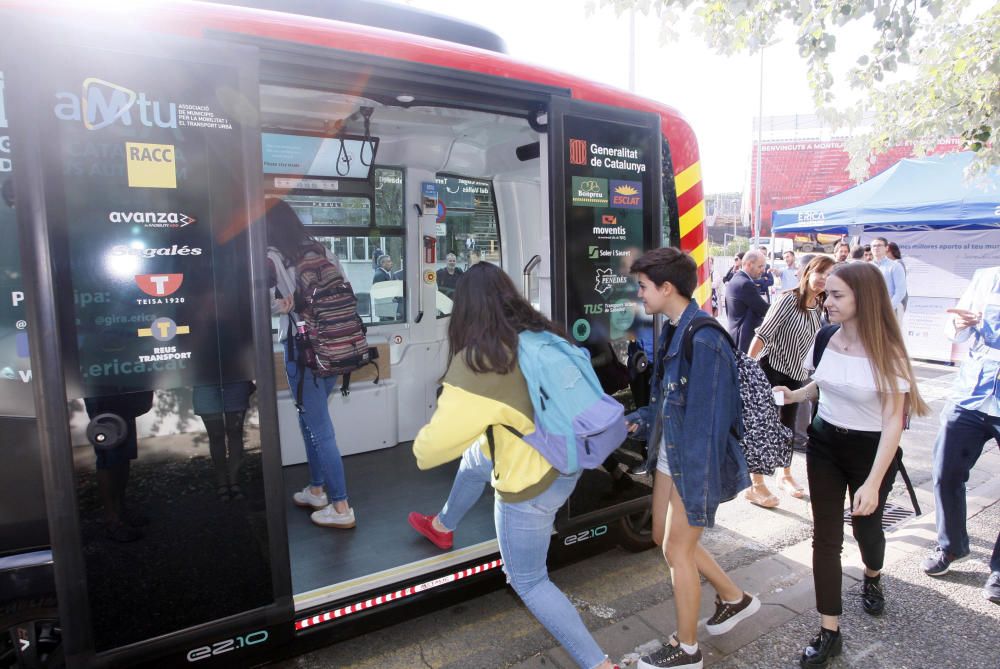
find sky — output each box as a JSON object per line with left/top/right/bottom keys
{"left": 389, "top": 0, "right": 829, "bottom": 194}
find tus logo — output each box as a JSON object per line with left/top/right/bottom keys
{"left": 569, "top": 138, "right": 588, "bottom": 166}
{"left": 136, "top": 273, "right": 183, "bottom": 297}
{"left": 53, "top": 78, "right": 177, "bottom": 130}
{"left": 138, "top": 317, "right": 190, "bottom": 342}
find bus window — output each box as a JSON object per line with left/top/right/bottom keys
{"left": 434, "top": 175, "right": 499, "bottom": 312}
{"left": 0, "top": 69, "right": 34, "bottom": 417}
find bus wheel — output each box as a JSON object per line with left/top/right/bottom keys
{"left": 0, "top": 603, "right": 63, "bottom": 669}
{"left": 617, "top": 508, "right": 656, "bottom": 552}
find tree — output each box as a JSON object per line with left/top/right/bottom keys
{"left": 596, "top": 0, "right": 998, "bottom": 180}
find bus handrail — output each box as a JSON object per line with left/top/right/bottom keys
{"left": 522, "top": 254, "right": 541, "bottom": 298}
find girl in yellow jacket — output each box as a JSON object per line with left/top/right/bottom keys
{"left": 410, "top": 263, "right": 618, "bottom": 669}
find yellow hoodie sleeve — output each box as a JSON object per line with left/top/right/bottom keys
{"left": 412, "top": 382, "right": 493, "bottom": 470}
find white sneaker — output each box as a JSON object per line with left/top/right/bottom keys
{"left": 293, "top": 486, "right": 328, "bottom": 510}
{"left": 311, "top": 504, "right": 356, "bottom": 529}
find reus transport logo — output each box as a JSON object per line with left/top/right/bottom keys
{"left": 138, "top": 317, "right": 190, "bottom": 342}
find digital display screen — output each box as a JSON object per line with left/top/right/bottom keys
{"left": 261, "top": 132, "right": 378, "bottom": 180}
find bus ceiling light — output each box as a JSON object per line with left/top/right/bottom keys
{"left": 396, "top": 94, "right": 415, "bottom": 104}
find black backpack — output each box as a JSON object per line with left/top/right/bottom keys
{"left": 679, "top": 315, "right": 792, "bottom": 473}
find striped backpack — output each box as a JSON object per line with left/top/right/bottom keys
{"left": 293, "top": 251, "right": 375, "bottom": 396}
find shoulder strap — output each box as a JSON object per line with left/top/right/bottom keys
{"left": 682, "top": 316, "right": 734, "bottom": 363}
{"left": 812, "top": 324, "right": 841, "bottom": 368}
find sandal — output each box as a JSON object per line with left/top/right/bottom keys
{"left": 745, "top": 484, "right": 779, "bottom": 508}
{"left": 779, "top": 476, "right": 805, "bottom": 498}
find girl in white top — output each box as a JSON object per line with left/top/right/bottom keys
{"left": 774, "top": 262, "right": 928, "bottom": 668}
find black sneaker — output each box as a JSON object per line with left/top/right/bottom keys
{"left": 704, "top": 592, "right": 760, "bottom": 635}
{"left": 861, "top": 574, "right": 885, "bottom": 615}
{"left": 983, "top": 571, "right": 1000, "bottom": 605}
{"left": 800, "top": 627, "right": 842, "bottom": 667}
{"left": 637, "top": 639, "right": 703, "bottom": 669}
{"left": 921, "top": 546, "right": 969, "bottom": 576}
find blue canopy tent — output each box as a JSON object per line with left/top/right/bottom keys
{"left": 772, "top": 152, "right": 1000, "bottom": 234}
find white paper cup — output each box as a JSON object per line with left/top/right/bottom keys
{"left": 773, "top": 389, "right": 785, "bottom": 406}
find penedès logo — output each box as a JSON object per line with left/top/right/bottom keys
{"left": 594, "top": 268, "right": 627, "bottom": 296}
{"left": 110, "top": 210, "right": 195, "bottom": 229}
{"left": 111, "top": 244, "right": 202, "bottom": 258}
{"left": 54, "top": 78, "right": 178, "bottom": 130}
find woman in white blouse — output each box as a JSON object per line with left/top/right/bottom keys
{"left": 774, "top": 262, "right": 928, "bottom": 668}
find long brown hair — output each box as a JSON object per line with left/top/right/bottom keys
{"left": 794, "top": 255, "right": 835, "bottom": 312}
{"left": 828, "top": 263, "right": 929, "bottom": 416}
{"left": 447, "top": 262, "right": 568, "bottom": 374}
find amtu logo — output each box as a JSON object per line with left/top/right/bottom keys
{"left": 53, "top": 78, "right": 177, "bottom": 130}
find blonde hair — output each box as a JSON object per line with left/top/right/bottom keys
{"left": 828, "top": 263, "right": 929, "bottom": 416}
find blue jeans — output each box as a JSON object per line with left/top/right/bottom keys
{"left": 284, "top": 344, "right": 348, "bottom": 503}
{"left": 436, "top": 445, "right": 605, "bottom": 669}
{"left": 933, "top": 403, "right": 1000, "bottom": 572}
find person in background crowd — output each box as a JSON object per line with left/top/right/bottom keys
{"left": 755, "top": 245, "right": 775, "bottom": 303}
{"left": 436, "top": 252, "right": 463, "bottom": 298}
{"left": 862, "top": 244, "right": 873, "bottom": 263}
{"left": 193, "top": 381, "right": 253, "bottom": 501}
{"left": 886, "top": 242, "right": 908, "bottom": 313}
{"left": 373, "top": 254, "right": 399, "bottom": 283}
{"left": 746, "top": 256, "right": 835, "bottom": 507}
{"left": 871, "top": 237, "right": 906, "bottom": 321}
{"left": 724, "top": 250, "right": 770, "bottom": 353}
{"left": 267, "top": 200, "right": 355, "bottom": 530}
{"left": 408, "top": 263, "right": 620, "bottom": 669}
{"left": 626, "top": 247, "right": 758, "bottom": 669}
{"left": 709, "top": 257, "right": 720, "bottom": 317}
{"left": 468, "top": 248, "right": 482, "bottom": 266}
{"left": 723, "top": 252, "right": 745, "bottom": 284}
{"left": 920, "top": 265, "right": 1000, "bottom": 606}
{"left": 849, "top": 245, "right": 866, "bottom": 263}
{"left": 834, "top": 241, "right": 851, "bottom": 264}
{"left": 774, "top": 262, "right": 928, "bottom": 668}
{"left": 778, "top": 251, "right": 800, "bottom": 293}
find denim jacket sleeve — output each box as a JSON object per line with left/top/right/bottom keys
{"left": 678, "top": 330, "right": 738, "bottom": 526}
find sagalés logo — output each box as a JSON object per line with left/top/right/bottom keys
{"left": 610, "top": 180, "right": 643, "bottom": 210}
{"left": 53, "top": 78, "right": 177, "bottom": 130}
{"left": 110, "top": 210, "right": 195, "bottom": 229}
{"left": 135, "top": 274, "right": 183, "bottom": 297}
{"left": 125, "top": 142, "right": 177, "bottom": 189}
{"left": 569, "top": 138, "right": 588, "bottom": 166}
{"left": 138, "top": 317, "right": 189, "bottom": 342}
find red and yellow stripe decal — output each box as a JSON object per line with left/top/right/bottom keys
{"left": 674, "top": 162, "right": 709, "bottom": 308}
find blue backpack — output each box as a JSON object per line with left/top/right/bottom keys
{"left": 486, "top": 330, "right": 627, "bottom": 475}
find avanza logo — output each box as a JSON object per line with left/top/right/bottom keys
{"left": 110, "top": 211, "right": 195, "bottom": 229}
{"left": 54, "top": 78, "right": 177, "bottom": 130}
{"left": 136, "top": 274, "right": 183, "bottom": 297}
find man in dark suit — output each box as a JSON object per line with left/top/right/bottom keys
{"left": 724, "top": 250, "right": 770, "bottom": 353}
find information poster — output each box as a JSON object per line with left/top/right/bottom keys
{"left": 561, "top": 115, "right": 656, "bottom": 387}
{"left": 0, "top": 67, "right": 35, "bottom": 415}
{"left": 37, "top": 52, "right": 255, "bottom": 397}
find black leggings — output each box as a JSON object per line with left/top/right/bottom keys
{"left": 807, "top": 417, "right": 897, "bottom": 616}
{"left": 202, "top": 411, "right": 247, "bottom": 487}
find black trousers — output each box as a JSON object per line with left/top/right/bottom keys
{"left": 759, "top": 356, "right": 804, "bottom": 432}
{"left": 807, "top": 417, "right": 897, "bottom": 616}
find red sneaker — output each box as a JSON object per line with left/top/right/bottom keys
{"left": 408, "top": 512, "right": 453, "bottom": 550}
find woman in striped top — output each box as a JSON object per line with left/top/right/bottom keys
{"left": 745, "top": 255, "right": 835, "bottom": 507}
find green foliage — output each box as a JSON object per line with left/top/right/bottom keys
{"left": 595, "top": 0, "right": 998, "bottom": 179}
{"left": 710, "top": 237, "right": 750, "bottom": 257}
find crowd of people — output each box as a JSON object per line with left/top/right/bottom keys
{"left": 264, "top": 200, "right": 996, "bottom": 669}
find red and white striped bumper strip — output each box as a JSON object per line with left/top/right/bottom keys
{"left": 295, "top": 559, "right": 504, "bottom": 631}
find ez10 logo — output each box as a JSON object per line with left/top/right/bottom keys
{"left": 186, "top": 630, "right": 269, "bottom": 663}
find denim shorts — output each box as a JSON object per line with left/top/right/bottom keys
{"left": 656, "top": 433, "right": 672, "bottom": 477}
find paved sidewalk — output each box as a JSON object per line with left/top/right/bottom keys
{"left": 512, "top": 362, "right": 1000, "bottom": 669}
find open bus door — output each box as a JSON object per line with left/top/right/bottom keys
{"left": 546, "top": 97, "right": 662, "bottom": 553}
{"left": 3, "top": 18, "right": 293, "bottom": 668}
